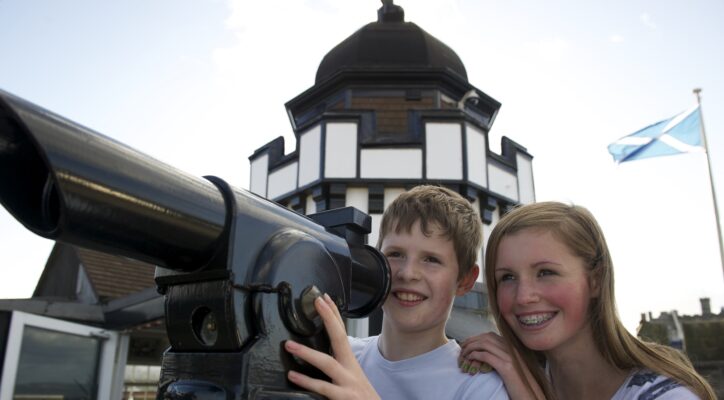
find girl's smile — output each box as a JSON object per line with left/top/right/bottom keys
{"left": 494, "top": 228, "right": 598, "bottom": 355}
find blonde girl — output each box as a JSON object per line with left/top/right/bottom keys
{"left": 460, "top": 202, "right": 715, "bottom": 400}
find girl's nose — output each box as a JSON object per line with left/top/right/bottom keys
{"left": 515, "top": 279, "right": 540, "bottom": 304}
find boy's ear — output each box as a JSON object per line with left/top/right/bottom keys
{"left": 456, "top": 264, "right": 479, "bottom": 296}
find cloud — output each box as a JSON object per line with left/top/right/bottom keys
{"left": 640, "top": 13, "right": 657, "bottom": 30}
{"left": 609, "top": 34, "right": 625, "bottom": 43}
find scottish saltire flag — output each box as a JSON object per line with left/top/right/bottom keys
{"left": 608, "top": 106, "right": 703, "bottom": 163}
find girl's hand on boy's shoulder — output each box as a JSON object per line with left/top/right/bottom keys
{"left": 459, "top": 332, "right": 543, "bottom": 400}
{"left": 285, "top": 294, "right": 380, "bottom": 400}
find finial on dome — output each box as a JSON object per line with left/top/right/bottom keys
{"left": 378, "top": 0, "right": 404, "bottom": 23}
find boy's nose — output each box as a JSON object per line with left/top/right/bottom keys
{"left": 395, "top": 260, "right": 420, "bottom": 281}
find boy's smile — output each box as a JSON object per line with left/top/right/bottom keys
{"left": 380, "top": 220, "right": 475, "bottom": 338}
{"left": 392, "top": 289, "right": 426, "bottom": 305}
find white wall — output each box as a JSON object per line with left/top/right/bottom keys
{"left": 360, "top": 149, "right": 422, "bottom": 179}
{"left": 325, "top": 122, "right": 357, "bottom": 178}
{"left": 305, "top": 193, "right": 316, "bottom": 214}
{"left": 466, "top": 124, "right": 487, "bottom": 187}
{"left": 516, "top": 154, "right": 535, "bottom": 204}
{"left": 299, "top": 125, "right": 321, "bottom": 187}
{"left": 471, "top": 196, "right": 484, "bottom": 283}
{"left": 345, "top": 187, "right": 368, "bottom": 213}
{"left": 249, "top": 154, "right": 269, "bottom": 197}
{"left": 425, "top": 122, "right": 462, "bottom": 180}
{"left": 267, "top": 162, "right": 298, "bottom": 199}
{"left": 488, "top": 163, "right": 518, "bottom": 201}
{"left": 481, "top": 203, "right": 500, "bottom": 285}
{"left": 383, "top": 187, "right": 405, "bottom": 209}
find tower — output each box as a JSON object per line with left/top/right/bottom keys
{"left": 249, "top": 1, "right": 534, "bottom": 337}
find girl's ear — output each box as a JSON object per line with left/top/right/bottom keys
{"left": 588, "top": 270, "right": 601, "bottom": 298}
{"left": 456, "top": 264, "right": 479, "bottom": 296}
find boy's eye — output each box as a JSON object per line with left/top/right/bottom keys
{"left": 423, "top": 256, "right": 441, "bottom": 264}
{"left": 385, "top": 251, "right": 402, "bottom": 259}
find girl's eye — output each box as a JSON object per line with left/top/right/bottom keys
{"left": 497, "top": 273, "right": 515, "bottom": 283}
{"left": 538, "top": 269, "right": 556, "bottom": 277}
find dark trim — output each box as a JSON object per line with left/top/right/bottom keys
{"left": 421, "top": 122, "right": 428, "bottom": 179}
{"left": 501, "top": 136, "right": 532, "bottom": 158}
{"left": 0, "top": 299, "right": 105, "bottom": 325}
{"left": 271, "top": 177, "right": 519, "bottom": 209}
{"left": 286, "top": 74, "right": 500, "bottom": 132}
{"left": 361, "top": 142, "right": 424, "bottom": 149}
{"left": 498, "top": 201, "right": 516, "bottom": 219}
{"left": 288, "top": 195, "right": 305, "bottom": 214}
{"left": 461, "top": 122, "right": 469, "bottom": 182}
{"left": 312, "top": 185, "right": 327, "bottom": 212}
{"left": 0, "top": 311, "right": 11, "bottom": 380}
{"left": 487, "top": 154, "right": 517, "bottom": 174}
{"left": 267, "top": 151, "right": 298, "bottom": 173}
{"left": 356, "top": 122, "right": 362, "bottom": 178}
{"left": 103, "top": 288, "right": 165, "bottom": 329}
{"left": 368, "top": 184, "right": 385, "bottom": 214}
{"left": 329, "top": 183, "right": 347, "bottom": 210}
{"left": 249, "top": 136, "right": 285, "bottom": 162}
{"left": 480, "top": 193, "right": 498, "bottom": 225}
{"left": 320, "top": 123, "right": 327, "bottom": 181}
{"left": 462, "top": 185, "right": 478, "bottom": 203}
{"left": 286, "top": 69, "right": 498, "bottom": 117}
{"left": 484, "top": 124, "right": 491, "bottom": 193}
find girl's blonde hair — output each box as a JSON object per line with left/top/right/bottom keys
{"left": 485, "top": 201, "right": 715, "bottom": 400}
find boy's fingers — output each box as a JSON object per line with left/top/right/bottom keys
{"left": 323, "top": 293, "right": 344, "bottom": 327}
{"left": 315, "top": 297, "right": 356, "bottom": 365}
{"left": 285, "top": 340, "right": 343, "bottom": 381}
{"left": 287, "top": 370, "right": 345, "bottom": 399}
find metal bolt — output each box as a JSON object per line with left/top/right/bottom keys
{"left": 300, "top": 285, "right": 323, "bottom": 321}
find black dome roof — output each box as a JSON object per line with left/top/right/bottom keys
{"left": 315, "top": 1, "right": 468, "bottom": 84}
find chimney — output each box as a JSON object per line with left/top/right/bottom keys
{"left": 700, "top": 297, "right": 712, "bottom": 316}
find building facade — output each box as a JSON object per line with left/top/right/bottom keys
{"left": 638, "top": 298, "right": 724, "bottom": 397}
{"left": 0, "top": 1, "right": 535, "bottom": 398}
{"left": 248, "top": 1, "right": 534, "bottom": 338}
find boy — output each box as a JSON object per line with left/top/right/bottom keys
{"left": 285, "top": 185, "right": 509, "bottom": 399}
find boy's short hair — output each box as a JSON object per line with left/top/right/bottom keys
{"left": 376, "top": 185, "right": 483, "bottom": 280}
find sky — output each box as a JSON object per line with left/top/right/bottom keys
{"left": 0, "top": 0, "right": 722, "bottom": 334}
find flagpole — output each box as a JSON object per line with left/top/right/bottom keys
{"left": 693, "top": 88, "right": 724, "bottom": 279}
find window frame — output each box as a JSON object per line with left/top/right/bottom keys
{"left": 0, "top": 311, "right": 120, "bottom": 400}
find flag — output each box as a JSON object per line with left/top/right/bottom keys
{"left": 608, "top": 105, "right": 703, "bottom": 163}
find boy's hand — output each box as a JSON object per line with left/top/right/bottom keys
{"left": 459, "top": 332, "right": 544, "bottom": 400}
{"left": 285, "top": 293, "right": 381, "bottom": 400}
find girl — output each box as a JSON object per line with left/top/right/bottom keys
{"left": 459, "top": 202, "right": 715, "bottom": 400}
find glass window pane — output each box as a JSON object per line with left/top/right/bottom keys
{"left": 14, "top": 326, "right": 101, "bottom": 400}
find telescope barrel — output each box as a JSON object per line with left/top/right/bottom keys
{"left": 0, "top": 89, "right": 226, "bottom": 271}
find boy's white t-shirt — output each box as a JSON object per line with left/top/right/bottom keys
{"left": 610, "top": 369, "right": 700, "bottom": 400}
{"left": 349, "top": 335, "right": 509, "bottom": 400}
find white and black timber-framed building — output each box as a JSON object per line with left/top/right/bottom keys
{"left": 248, "top": 1, "right": 535, "bottom": 338}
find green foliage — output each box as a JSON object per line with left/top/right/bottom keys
{"left": 682, "top": 320, "right": 724, "bottom": 362}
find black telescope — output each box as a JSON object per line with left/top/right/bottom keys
{"left": 0, "top": 89, "right": 391, "bottom": 399}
